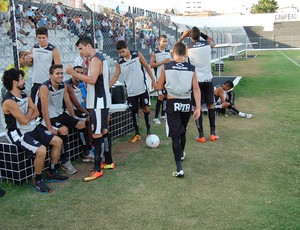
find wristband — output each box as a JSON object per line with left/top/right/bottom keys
{"left": 200, "top": 32, "right": 208, "bottom": 40}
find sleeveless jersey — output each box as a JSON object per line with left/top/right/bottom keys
{"left": 164, "top": 61, "right": 195, "bottom": 99}
{"left": 37, "top": 80, "right": 65, "bottom": 118}
{"left": 154, "top": 48, "right": 171, "bottom": 81}
{"left": 32, "top": 43, "right": 55, "bottom": 84}
{"left": 2, "top": 91, "right": 36, "bottom": 138}
{"left": 118, "top": 50, "right": 146, "bottom": 97}
{"left": 187, "top": 40, "right": 213, "bottom": 82}
{"left": 86, "top": 52, "right": 111, "bottom": 109}
{"left": 214, "top": 88, "right": 228, "bottom": 109}
{"left": 65, "top": 78, "right": 83, "bottom": 110}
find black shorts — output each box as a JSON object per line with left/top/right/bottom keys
{"left": 49, "top": 112, "right": 80, "bottom": 129}
{"left": 8, "top": 126, "right": 54, "bottom": 159}
{"left": 89, "top": 108, "right": 109, "bottom": 134}
{"left": 166, "top": 99, "right": 191, "bottom": 137}
{"left": 191, "top": 81, "right": 214, "bottom": 106}
{"left": 127, "top": 90, "right": 150, "bottom": 110}
{"left": 74, "top": 110, "right": 89, "bottom": 122}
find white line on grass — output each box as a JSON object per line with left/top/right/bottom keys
{"left": 277, "top": 50, "right": 300, "bottom": 67}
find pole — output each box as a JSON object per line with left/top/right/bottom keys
{"left": 9, "top": 0, "right": 19, "bottom": 68}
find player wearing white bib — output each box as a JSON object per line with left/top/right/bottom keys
{"left": 178, "top": 27, "right": 218, "bottom": 143}
{"left": 150, "top": 35, "right": 171, "bottom": 125}
{"left": 157, "top": 43, "right": 201, "bottom": 178}
{"left": 66, "top": 37, "right": 114, "bottom": 182}
{"left": 110, "top": 40, "right": 156, "bottom": 143}
{"left": 31, "top": 27, "right": 61, "bottom": 103}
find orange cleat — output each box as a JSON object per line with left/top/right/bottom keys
{"left": 196, "top": 137, "right": 206, "bottom": 143}
{"left": 130, "top": 134, "right": 141, "bottom": 143}
{"left": 83, "top": 170, "right": 103, "bottom": 182}
{"left": 210, "top": 135, "right": 219, "bottom": 142}
{"left": 101, "top": 163, "right": 116, "bottom": 170}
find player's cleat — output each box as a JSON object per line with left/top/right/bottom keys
{"left": 161, "top": 115, "right": 166, "bottom": 120}
{"left": 244, "top": 113, "right": 253, "bottom": 119}
{"left": 81, "top": 152, "right": 95, "bottom": 163}
{"left": 61, "top": 160, "right": 77, "bottom": 175}
{"left": 130, "top": 134, "right": 141, "bottom": 143}
{"left": 172, "top": 170, "right": 184, "bottom": 178}
{"left": 83, "top": 170, "right": 103, "bottom": 182}
{"left": 45, "top": 170, "right": 68, "bottom": 183}
{"left": 32, "top": 179, "right": 53, "bottom": 194}
{"left": 101, "top": 163, "right": 116, "bottom": 170}
{"left": 210, "top": 134, "right": 219, "bottom": 142}
{"left": 153, "top": 118, "right": 161, "bottom": 124}
{"left": 181, "top": 152, "right": 186, "bottom": 161}
{"left": 196, "top": 136, "right": 206, "bottom": 143}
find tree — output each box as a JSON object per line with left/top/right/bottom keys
{"left": 251, "top": 0, "right": 279, "bottom": 14}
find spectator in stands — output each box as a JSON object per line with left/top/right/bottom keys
{"left": 150, "top": 34, "right": 171, "bottom": 125}
{"left": 214, "top": 80, "right": 252, "bottom": 118}
{"left": 37, "top": 64, "right": 90, "bottom": 175}
{"left": 0, "top": 0, "right": 9, "bottom": 26}
{"left": 66, "top": 37, "right": 115, "bottom": 182}
{"left": 157, "top": 42, "right": 201, "bottom": 178}
{"left": 177, "top": 27, "right": 218, "bottom": 143}
{"left": 25, "top": 6, "right": 37, "bottom": 28}
{"left": 6, "top": 20, "right": 30, "bottom": 46}
{"left": 55, "top": 2, "right": 64, "bottom": 22}
{"left": 2, "top": 68, "right": 67, "bottom": 194}
{"left": 6, "top": 50, "right": 33, "bottom": 80}
{"left": 110, "top": 40, "right": 156, "bottom": 143}
{"left": 65, "top": 66, "right": 94, "bottom": 162}
{"left": 30, "top": 27, "right": 61, "bottom": 103}
{"left": 95, "top": 28, "right": 103, "bottom": 51}
{"left": 139, "top": 30, "right": 145, "bottom": 48}
{"left": 15, "top": 5, "right": 22, "bottom": 27}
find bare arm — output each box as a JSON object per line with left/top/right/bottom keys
{"left": 66, "top": 84, "right": 88, "bottom": 114}
{"left": 176, "top": 29, "right": 190, "bottom": 44}
{"left": 138, "top": 51, "right": 156, "bottom": 89}
{"left": 39, "top": 86, "right": 56, "bottom": 134}
{"left": 63, "top": 85, "right": 75, "bottom": 117}
{"left": 192, "top": 72, "right": 201, "bottom": 120}
{"left": 66, "top": 57, "right": 102, "bottom": 85}
{"left": 109, "top": 62, "right": 121, "bottom": 88}
{"left": 53, "top": 47, "right": 61, "bottom": 64}
{"left": 27, "top": 94, "right": 39, "bottom": 120}
{"left": 2, "top": 100, "right": 34, "bottom": 125}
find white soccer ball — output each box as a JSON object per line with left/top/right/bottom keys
{"left": 146, "top": 134, "right": 160, "bottom": 149}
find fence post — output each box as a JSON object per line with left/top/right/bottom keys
{"left": 9, "top": 0, "right": 19, "bottom": 68}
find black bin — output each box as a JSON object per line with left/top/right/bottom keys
{"left": 111, "top": 82, "right": 127, "bottom": 104}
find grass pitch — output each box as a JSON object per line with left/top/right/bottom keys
{"left": 0, "top": 50, "right": 299, "bottom": 229}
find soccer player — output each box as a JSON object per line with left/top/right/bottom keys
{"left": 110, "top": 40, "right": 156, "bottom": 142}
{"left": 157, "top": 42, "right": 201, "bottom": 177}
{"left": 31, "top": 27, "right": 61, "bottom": 103}
{"left": 66, "top": 37, "right": 114, "bottom": 182}
{"left": 37, "top": 64, "right": 90, "bottom": 175}
{"left": 2, "top": 68, "right": 67, "bottom": 194}
{"left": 177, "top": 27, "right": 218, "bottom": 143}
{"left": 65, "top": 66, "right": 94, "bottom": 162}
{"left": 149, "top": 34, "right": 171, "bottom": 125}
{"left": 214, "top": 80, "right": 252, "bottom": 118}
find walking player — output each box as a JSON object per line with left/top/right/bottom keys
{"left": 177, "top": 27, "right": 218, "bottom": 143}
{"left": 110, "top": 40, "right": 156, "bottom": 142}
{"left": 157, "top": 43, "right": 201, "bottom": 177}
{"left": 150, "top": 34, "right": 171, "bottom": 125}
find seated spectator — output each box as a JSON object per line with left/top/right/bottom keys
{"left": 25, "top": 6, "right": 37, "bottom": 28}
{"left": 2, "top": 68, "right": 67, "bottom": 194}
{"left": 214, "top": 80, "right": 252, "bottom": 118}
{"left": 6, "top": 21, "right": 30, "bottom": 46}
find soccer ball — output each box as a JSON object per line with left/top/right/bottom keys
{"left": 146, "top": 134, "right": 160, "bottom": 149}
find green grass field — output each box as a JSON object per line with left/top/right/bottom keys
{"left": 0, "top": 50, "right": 299, "bottom": 229}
